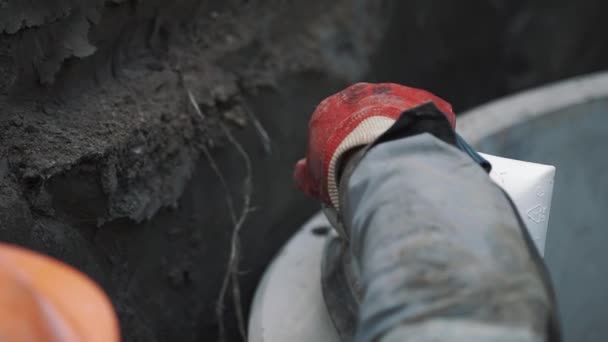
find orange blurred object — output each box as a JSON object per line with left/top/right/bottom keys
{"left": 0, "top": 243, "right": 120, "bottom": 342}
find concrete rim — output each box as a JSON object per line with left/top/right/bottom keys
{"left": 458, "top": 71, "right": 608, "bottom": 144}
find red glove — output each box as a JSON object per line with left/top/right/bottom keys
{"left": 294, "top": 83, "right": 456, "bottom": 208}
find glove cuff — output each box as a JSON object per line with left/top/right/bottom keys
{"left": 327, "top": 116, "right": 395, "bottom": 208}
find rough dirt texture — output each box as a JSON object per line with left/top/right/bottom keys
{"left": 1, "top": 0, "right": 608, "bottom": 341}
{"left": 0, "top": 0, "right": 390, "bottom": 341}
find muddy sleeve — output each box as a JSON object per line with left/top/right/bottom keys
{"left": 339, "top": 132, "right": 559, "bottom": 342}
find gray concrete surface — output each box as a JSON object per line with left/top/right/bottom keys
{"left": 459, "top": 72, "right": 608, "bottom": 342}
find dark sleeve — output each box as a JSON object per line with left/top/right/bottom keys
{"left": 339, "top": 106, "right": 560, "bottom": 342}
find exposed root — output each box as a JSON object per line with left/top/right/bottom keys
{"left": 187, "top": 88, "right": 251, "bottom": 341}
{"left": 218, "top": 121, "right": 253, "bottom": 340}
{"left": 187, "top": 89, "right": 206, "bottom": 121}
{"left": 242, "top": 100, "right": 272, "bottom": 155}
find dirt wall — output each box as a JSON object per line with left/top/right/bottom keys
{"left": 369, "top": 0, "right": 608, "bottom": 111}
{"left": 0, "top": 1, "right": 391, "bottom": 341}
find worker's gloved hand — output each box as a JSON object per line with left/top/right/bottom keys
{"left": 294, "top": 83, "right": 456, "bottom": 208}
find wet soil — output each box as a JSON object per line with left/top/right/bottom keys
{"left": 0, "top": 1, "right": 389, "bottom": 341}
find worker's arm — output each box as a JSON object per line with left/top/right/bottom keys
{"left": 294, "top": 83, "right": 560, "bottom": 342}
{"left": 339, "top": 107, "right": 560, "bottom": 342}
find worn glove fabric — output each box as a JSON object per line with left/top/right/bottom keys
{"left": 294, "top": 83, "right": 455, "bottom": 208}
